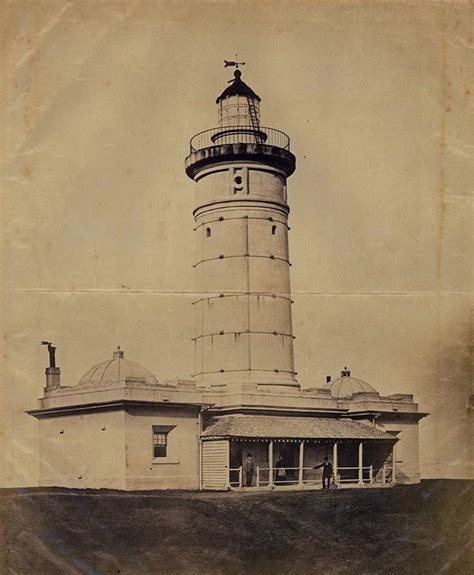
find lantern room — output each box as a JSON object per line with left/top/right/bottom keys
{"left": 216, "top": 69, "right": 261, "bottom": 128}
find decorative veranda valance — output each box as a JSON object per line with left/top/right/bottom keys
{"left": 201, "top": 415, "right": 397, "bottom": 442}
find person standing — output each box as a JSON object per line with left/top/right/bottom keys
{"left": 314, "top": 456, "right": 333, "bottom": 489}
{"left": 244, "top": 453, "right": 255, "bottom": 487}
{"left": 275, "top": 454, "right": 286, "bottom": 484}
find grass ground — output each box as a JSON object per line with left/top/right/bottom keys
{"left": 0, "top": 480, "right": 472, "bottom": 575}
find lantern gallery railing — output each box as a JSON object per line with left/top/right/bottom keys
{"left": 228, "top": 464, "right": 395, "bottom": 489}
{"left": 189, "top": 125, "right": 291, "bottom": 153}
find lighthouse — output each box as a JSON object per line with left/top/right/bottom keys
{"left": 185, "top": 68, "right": 298, "bottom": 391}
{"left": 28, "top": 65, "right": 426, "bottom": 492}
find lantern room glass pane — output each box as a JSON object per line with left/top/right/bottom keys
{"left": 218, "top": 95, "right": 260, "bottom": 128}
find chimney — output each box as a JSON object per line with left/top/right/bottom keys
{"left": 326, "top": 375, "right": 331, "bottom": 384}
{"left": 45, "top": 366, "right": 61, "bottom": 393}
{"left": 42, "top": 341, "right": 60, "bottom": 394}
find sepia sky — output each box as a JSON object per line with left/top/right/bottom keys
{"left": 1, "top": 0, "right": 473, "bottom": 486}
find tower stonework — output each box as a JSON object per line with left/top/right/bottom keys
{"left": 185, "top": 70, "right": 298, "bottom": 391}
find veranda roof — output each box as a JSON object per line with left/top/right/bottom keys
{"left": 201, "top": 415, "right": 396, "bottom": 442}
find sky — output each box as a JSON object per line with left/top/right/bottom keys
{"left": 1, "top": 0, "right": 473, "bottom": 486}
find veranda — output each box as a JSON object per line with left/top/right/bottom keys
{"left": 227, "top": 438, "right": 397, "bottom": 490}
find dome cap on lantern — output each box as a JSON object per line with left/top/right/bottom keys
{"left": 216, "top": 70, "right": 261, "bottom": 104}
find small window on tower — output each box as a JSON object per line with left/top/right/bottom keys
{"left": 272, "top": 225, "right": 277, "bottom": 235}
{"left": 206, "top": 227, "right": 211, "bottom": 237}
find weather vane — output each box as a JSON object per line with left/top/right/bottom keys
{"left": 224, "top": 54, "right": 246, "bottom": 69}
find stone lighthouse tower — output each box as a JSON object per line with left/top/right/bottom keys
{"left": 185, "top": 68, "right": 297, "bottom": 392}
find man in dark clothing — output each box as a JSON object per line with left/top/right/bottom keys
{"left": 244, "top": 453, "right": 255, "bottom": 487}
{"left": 314, "top": 456, "right": 333, "bottom": 489}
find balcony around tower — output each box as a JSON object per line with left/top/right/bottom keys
{"left": 185, "top": 125, "right": 296, "bottom": 180}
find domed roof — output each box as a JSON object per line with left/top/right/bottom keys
{"left": 216, "top": 70, "right": 261, "bottom": 104}
{"left": 329, "top": 368, "right": 378, "bottom": 399}
{"left": 75, "top": 347, "right": 158, "bottom": 389}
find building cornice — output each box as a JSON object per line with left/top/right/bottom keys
{"left": 205, "top": 405, "right": 347, "bottom": 417}
{"left": 27, "top": 399, "right": 210, "bottom": 419}
{"left": 343, "top": 410, "right": 429, "bottom": 421}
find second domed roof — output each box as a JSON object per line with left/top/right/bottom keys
{"left": 329, "top": 368, "right": 378, "bottom": 399}
{"left": 75, "top": 347, "right": 158, "bottom": 389}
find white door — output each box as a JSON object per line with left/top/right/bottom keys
{"left": 201, "top": 440, "right": 229, "bottom": 490}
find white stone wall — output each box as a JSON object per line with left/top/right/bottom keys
{"left": 378, "top": 418, "right": 421, "bottom": 484}
{"left": 37, "top": 406, "right": 201, "bottom": 490}
{"left": 192, "top": 162, "right": 296, "bottom": 389}
{"left": 124, "top": 408, "right": 200, "bottom": 490}
{"left": 38, "top": 411, "right": 126, "bottom": 489}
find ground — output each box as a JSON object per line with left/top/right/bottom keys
{"left": 0, "top": 480, "right": 471, "bottom": 575}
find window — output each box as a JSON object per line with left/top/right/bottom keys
{"left": 152, "top": 425, "right": 175, "bottom": 458}
{"left": 272, "top": 225, "right": 277, "bottom": 235}
{"left": 206, "top": 227, "right": 211, "bottom": 237}
{"left": 153, "top": 431, "right": 168, "bottom": 458}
